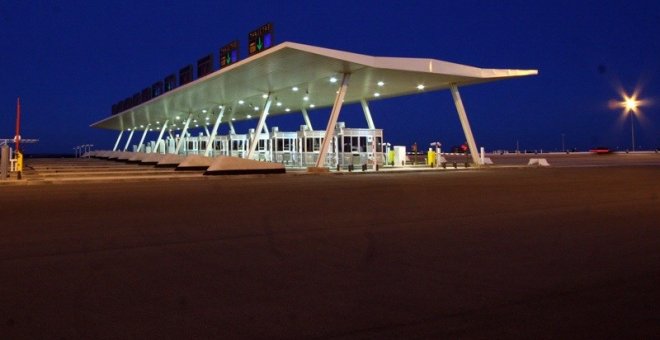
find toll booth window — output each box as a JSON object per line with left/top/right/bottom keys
{"left": 359, "top": 137, "right": 367, "bottom": 152}
{"left": 200, "top": 141, "right": 207, "bottom": 150}
{"left": 188, "top": 141, "right": 194, "bottom": 149}
{"left": 343, "top": 137, "right": 351, "bottom": 152}
{"left": 258, "top": 140, "right": 267, "bottom": 150}
{"left": 376, "top": 137, "right": 383, "bottom": 152}
{"left": 276, "top": 139, "right": 283, "bottom": 151}
{"left": 306, "top": 138, "right": 322, "bottom": 152}
{"left": 215, "top": 141, "right": 223, "bottom": 150}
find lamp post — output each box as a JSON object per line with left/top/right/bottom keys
{"left": 624, "top": 97, "right": 639, "bottom": 151}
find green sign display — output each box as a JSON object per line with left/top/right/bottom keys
{"left": 220, "top": 40, "right": 239, "bottom": 68}
{"left": 248, "top": 23, "right": 273, "bottom": 56}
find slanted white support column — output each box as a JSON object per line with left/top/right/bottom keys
{"left": 315, "top": 73, "right": 350, "bottom": 168}
{"left": 301, "top": 108, "right": 313, "bottom": 131}
{"left": 123, "top": 129, "right": 136, "bottom": 152}
{"left": 247, "top": 95, "right": 272, "bottom": 160}
{"left": 262, "top": 121, "right": 269, "bottom": 134}
{"left": 204, "top": 106, "right": 226, "bottom": 157}
{"left": 204, "top": 126, "right": 210, "bottom": 137}
{"left": 152, "top": 120, "right": 169, "bottom": 154}
{"left": 450, "top": 84, "right": 481, "bottom": 166}
{"left": 135, "top": 125, "right": 151, "bottom": 152}
{"left": 361, "top": 99, "right": 375, "bottom": 129}
{"left": 174, "top": 113, "right": 193, "bottom": 155}
{"left": 228, "top": 121, "right": 236, "bottom": 134}
{"left": 112, "top": 130, "right": 124, "bottom": 151}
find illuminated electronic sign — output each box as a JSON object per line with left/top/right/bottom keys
{"left": 220, "top": 40, "right": 239, "bottom": 68}
{"left": 179, "top": 64, "right": 193, "bottom": 85}
{"left": 197, "top": 54, "right": 214, "bottom": 78}
{"left": 132, "top": 93, "right": 141, "bottom": 107}
{"left": 141, "top": 87, "right": 152, "bottom": 102}
{"left": 248, "top": 23, "right": 273, "bottom": 56}
{"left": 164, "top": 74, "right": 177, "bottom": 92}
{"left": 152, "top": 81, "right": 164, "bottom": 98}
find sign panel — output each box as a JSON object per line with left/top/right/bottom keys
{"left": 248, "top": 23, "right": 273, "bottom": 56}
{"left": 152, "top": 81, "right": 164, "bottom": 98}
{"left": 141, "top": 87, "right": 152, "bottom": 102}
{"left": 179, "top": 64, "right": 193, "bottom": 85}
{"left": 197, "top": 54, "right": 214, "bottom": 78}
{"left": 220, "top": 40, "right": 239, "bottom": 68}
{"left": 164, "top": 74, "right": 177, "bottom": 92}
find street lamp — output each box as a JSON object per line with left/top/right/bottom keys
{"left": 622, "top": 95, "right": 640, "bottom": 151}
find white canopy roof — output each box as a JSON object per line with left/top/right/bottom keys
{"left": 91, "top": 41, "right": 537, "bottom": 131}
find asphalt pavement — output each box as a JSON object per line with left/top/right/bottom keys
{"left": 0, "top": 162, "right": 658, "bottom": 338}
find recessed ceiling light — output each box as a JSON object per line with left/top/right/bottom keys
{"left": 292, "top": 86, "right": 299, "bottom": 92}
{"left": 330, "top": 77, "right": 337, "bottom": 83}
{"left": 238, "top": 100, "right": 244, "bottom": 104}
{"left": 254, "top": 106, "right": 259, "bottom": 111}
{"left": 218, "top": 105, "right": 223, "bottom": 109}
{"left": 140, "top": 125, "right": 144, "bottom": 128}
{"left": 195, "top": 124, "right": 199, "bottom": 127}
{"left": 247, "top": 114, "right": 252, "bottom": 119}
{"left": 374, "top": 92, "right": 380, "bottom": 97}
{"left": 176, "top": 116, "right": 181, "bottom": 120}
{"left": 310, "top": 104, "right": 316, "bottom": 108}
{"left": 276, "top": 102, "right": 282, "bottom": 106}
{"left": 262, "top": 94, "right": 268, "bottom": 99}
{"left": 285, "top": 108, "right": 291, "bottom": 112}
{"left": 202, "top": 109, "right": 207, "bottom": 113}
{"left": 377, "top": 81, "right": 385, "bottom": 87}
{"left": 231, "top": 118, "right": 236, "bottom": 121}
{"left": 417, "top": 84, "right": 425, "bottom": 90}
{"left": 193, "top": 119, "right": 197, "bottom": 123}
{"left": 127, "top": 128, "right": 132, "bottom": 131}
{"left": 303, "top": 96, "right": 309, "bottom": 101}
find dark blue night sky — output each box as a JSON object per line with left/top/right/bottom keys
{"left": 2, "top": 0, "right": 659, "bottom": 154}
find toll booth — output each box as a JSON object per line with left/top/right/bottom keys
{"left": 183, "top": 132, "right": 207, "bottom": 155}
{"left": 166, "top": 136, "right": 176, "bottom": 154}
{"left": 211, "top": 135, "right": 229, "bottom": 156}
{"left": 248, "top": 128, "right": 271, "bottom": 161}
{"left": 229, "top": 133, "right": 248, "bottom": 158}
{"left": 298, "top": 127, "right": 338, "bottom": 167}
{"left": 271, "top": 127, "right": 299, "bottom": 165}
{"left": 336, "top": 124, "right": 384, "bottom": 168}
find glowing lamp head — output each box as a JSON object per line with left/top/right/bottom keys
{"left": 624, "top": 97, "right": 638, "bottom": 112}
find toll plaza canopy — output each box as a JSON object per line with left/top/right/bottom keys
{"left": 91, "top": 41, "right": 537, "bottom": 166}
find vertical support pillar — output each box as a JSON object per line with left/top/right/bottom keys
{"left": 174, "top": 114, "right": 193, "bottom": 155}
{"left": 247, "top": 95, "right": 272, "bottom": 160}
{"left": 152, "top": 120, "right": 169, "bottom": 154}
{"left": 450, "top": 84, "right": 481, "bottom": 166}
{"left": 204, "top": 106, "right": 226, "bottom": 157}
{"left": 123, "top": 129, "right": 136, "bottom": 152}
{"left": 112, "top": 130, "right": 124, "bottom": 151}
{"left": 314, "top": 73, "right": 350, "bottom": 168}
{"left": 135, "top": 125, "right": 151, "bottom": 152}
{"left": 361, "top": 99, "right": 375, "bottom": 129}
{"left": 302, "top": 108, "right": 313, "bottom": 131}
